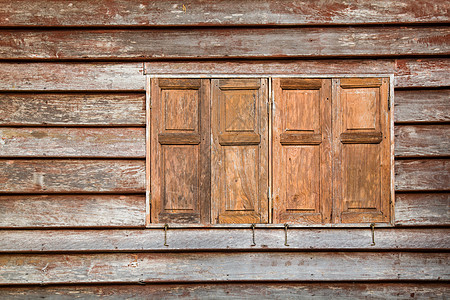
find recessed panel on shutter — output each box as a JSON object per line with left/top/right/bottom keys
{"left": 150, "top": 78, "right": 210, "bottom": 224}
{"left": 211, "top": 79, "right": 269, "bottom": 224}
{"left": 332, "top": 78, "right": 391, "bottom": 223}
{"left": 272, "top": 79, "right": 332, "bottom": 224}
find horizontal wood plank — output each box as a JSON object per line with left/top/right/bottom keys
{"left": 0, "top": 128, "right": 145, "bottom": 158}
{"left": 395, "top": 159, "right": 450, "bottom": 191}
{"left": 1, "top": 283, "right": 448, "bottom": 299}
{"left": 0, "top": 93, "right": 145, "bottom": 126}
{"left": 146, "top": 59, "right": 449, "bottom": 88}
{"left": 395, "top": 125, "right": 450, "bottom": 157}
{"left": 0, "top": 228, "right": 448, "bottom": 251}
{"left": 1, "top": 27, "right": 448, "bottom": 60}
{"left": 0, "top": 0, "right": 448, "bottom": 27}
{"left": 395, "top": 193, "right": 450, "bottom": 226}
{"left": 394, "top": 89, "right": 450, "bottom": 123}
{"left": 0, "top": 252, "right": 447, "bottom": 284}
{"left": 395, "top": 59, "right": 450, "bottom": 88}
{"left": 0, "top": 63, "right": 144, "bottom": 91}
{"left": 0, "top": 160, "right": 145, "bottom": 193}
{"left": 145, "top": 59, "right": 396, "bottom": 75}
{"left": 0, "top": 159, "right": 445, "bottom": 193}
{"left": 0, "top": 195, "right": 145, "bottom": 228}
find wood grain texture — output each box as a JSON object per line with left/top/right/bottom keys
{"left": 395, "top": 59, "right": 450, "bottom": 88}
{"left": 0, "top": 160, "right": 145, "bottom": 193}
{"left": 0, "top": 93, "right": 145, "bottom": 126}
{"left": 0, "top": 195, "right": 145, "bottom": 228}
{"left": 0, "top": 128, "right": 145, "bottom": 158}
{"left": 211, "top": 79, "right": 268, "bottom": 224}
{"left": 395, "top": 193, "right": 450, "bottom": 226}
{"left": 0, "top": 63, "right": 144, "bottom": 91}
{"left": 394, "top": 89, "right": 450, "bottom": 123}
{"left": 145, "top": 60, "right": 396, "bottom": 75}
{"left": 3, "top": 159, "right": 439, "bottom": 197}
{"left": 5, "top": 27, "right": 446, "bottom": 60}
{"left": 0, "top": 283, "right": 448, "bottom": 300}
{"left": 395, "top": 159, "right": 450, "bottom": 192}
{"left": 0, "top": 0, "right": 448, "bottom": 27}
{"left": 333, "top": 78, "right": 391, "bottom": 224}
{"left": 1, "top": 228, "right": 449, "bottom": 252}
{"left": 146, "top": 59, "right": 448, "bottom": 88}
{"left": 0, "top": 252, "right": 447, "bottom": 284}
{"left": 395, "top": 125, "right": 450, "bottom": 157}
{"left": 150, "top": 79, "right": 211, "bottom": 224}
{"left": 273, "top": 78, "right": 332, "bottom": 224}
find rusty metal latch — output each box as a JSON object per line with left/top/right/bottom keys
{"left": 164, "top": 223, "right": 169, "bottom": 247}
{"left": 284, "top": 224, "right": 290, "bottom": 246}
{"left": 370, "top": 223, "right": 376, "bottom": 246}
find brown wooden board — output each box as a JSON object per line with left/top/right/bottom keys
{"left": 0, "top": 159, "right": 443, "bottom": 195}
{"left": 395, "top": 125, "right": 450, "bottom": 157}
{"left": 150, "top": 79, "right": 211, "bottom": 224}
{"left": 0, "top": 195, "right": 145, "bottom": 228}
{"left": 0, "top": 63, "right": 144, "bottom": 91}
{"left": 211, "top": 79, "right": 268, "bottom": 224}
{"left": 1, "top": 0, "right": 449, "bottom": 27}
{"left": 145, "top": 59, "right": 449, "bottom": 88}
{"left": 273, "top": 78, "right": 332, "bottom": 224}
{"left": 0, "top": 128, "right": 145, "bottom": 158}
{"left": 0, "top": 160, "right": 145, "bottom": 193}
{"left": 1, "top": 228, "right": 449, "bottom": 251}
{"left": 0, "top": 283, "right": 448, "bottom": 299}
{"left": 395, "top": 159, "right": 450, "bottom": 192}
{"left": 395, "top": 59, "right": 450, "bottom": 88}
{"left": 2, "top": 27, "right": 447, "bottom": 60}
{"left": 0, "top": 93, "right": 145, "bottom": 126}
{"left": 145, "top": 60, "right": 395, "bottom": 75}
{"left": 395, "top": 193, "right": 450, "bottom": 226}
{"left": 332, "top": 78, "right": 391, "bottom": 223}
{"left": 394, "top": 90, "right": 450, "bottom": 123}
{"left": 0, "top": 252, "right": 447, "bottom": 284}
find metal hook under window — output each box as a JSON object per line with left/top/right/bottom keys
{"left": 164, "top": 223, "right": 169, "bottom": 247}
{"left": 370, "top": 223, "right": 376, "bottom": 246}
{"left": 251, "top": 223, "right": 256, "bottom": 246}
{"left": 284, "top": 224, "right": 290, "bottom": 246}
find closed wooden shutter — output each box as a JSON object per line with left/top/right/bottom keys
{"left": 332, "top": 78, "right": 391, "bottom": 223}
{"left": 272, "top": 79, "right": 332, "bottom": 224}
{"left": 150, "top": 78, "right": 210, "bottom": 224}
{"left": 211, "top": 79, "right": 269, "bottom": 224}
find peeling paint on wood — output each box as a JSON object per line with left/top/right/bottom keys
{"left": 395, "top": 159, "right": 450, "bottom": 191}
{"left": 0, "top": 160, "right": 145, "bottom": 193}
{"left": 0, "top": 228, "right": 448, "bottom": 251}
{"left": 0, "top": 27, "right": 448, "bottom": 60}
{"left": 0, "top": 128, "right": 145, "bottom": 158}
{"left": 0, "top": 252, "right": 447, "bottom": 284}
{"left": 1, "top": 283, "right": 449, "bottom": 299}
{"left": 0, "top": 195, "right": 145, "bottom": 228}
{"left": 395, "top": 90, "right": 450, "bottom": 123}
{"left": 0, "top": 93, "right": 145, "bottom": 126}
{"left": 0, "top": 0, "right": 448, "bottom": 26}
{"left": 395, "top": 125, "right": 450, "bottom": 157}
{"left": 395, "top": 193, "right": 449, "bottom": 226}
{"left": 0, "top": 63, "right": 144, "bottom": 91}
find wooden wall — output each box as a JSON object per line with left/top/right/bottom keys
{"left": 0, "top": 1, "right": 449, "bottom": 298}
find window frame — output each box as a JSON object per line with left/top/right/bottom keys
{"left": 145, "top": 73, "right": 395, "bottom": 228}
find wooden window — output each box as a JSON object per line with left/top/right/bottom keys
{"left": 149, "top": 77, "right": 392, "bottom": 225}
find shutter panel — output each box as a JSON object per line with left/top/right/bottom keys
{"left": 272, "top": 79, "right": 332, "bottom": 224}
{"left": 211, "top": 79, "right": 269, "bottom": 224}
{"left": 150, "top": 78, "right": 210, "bottom": 224}
{"left": 332, "top": 78, "right": 391, "bottom": 223}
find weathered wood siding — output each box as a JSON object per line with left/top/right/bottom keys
{"left": 0, "top": 1, "right": 448, "bottom": 298}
